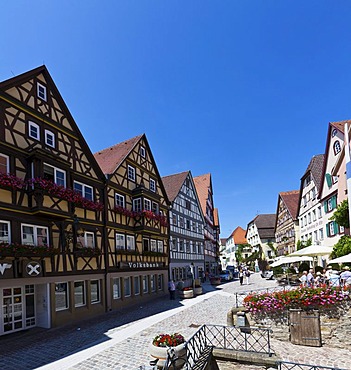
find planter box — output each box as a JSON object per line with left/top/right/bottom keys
{"left": 178, "top": 289, "right": 194, "bottom": 299}
{"left": 149, "top": 343, "right": 186, "bottom": 369}
{"left": 210, "top": 278, "right": 221, "bottom": 285}
{"left": 194, "top": 287, "right": 202, "bottom": 295}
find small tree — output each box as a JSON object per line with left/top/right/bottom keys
{"left": 330, "top": 199, "right": 349, "bottom": 228}
{"left": 330, "top": 235, "right": 351, "bottom": 259}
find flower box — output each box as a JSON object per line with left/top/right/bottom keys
{"left": 178, "top": 289, "right": 194, "bottom": 299}
{"left": 210, "top": 277, "right": 221, "bottom": 285}
{"left": 194, "top": 286, "right": 203, "bottom": 295}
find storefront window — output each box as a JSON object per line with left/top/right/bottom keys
{"left": 74, "top": 281, "right": 85, "bottom": 307}
{"left": 112, "top": 278, "right": 121, "bottom": 299}
{"left": 55, "top": 283, "right": 69, "bottom": 311}
{"left": 91, "top": 280, "right": 100, "bottom": 303}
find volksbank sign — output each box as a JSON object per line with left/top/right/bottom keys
{"left": 119, "top": 262, "right": 164, "bottom": 269}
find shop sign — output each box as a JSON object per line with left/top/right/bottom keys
{"left": 119, "top": 262, "right": 163, "bottom": 269}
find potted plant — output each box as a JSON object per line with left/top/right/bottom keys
{"left": 150, "top": 333, "right": 186, "bottom": 369}
{"left": 194, "top": 279, "right": 202, "bottom": 295}
{"left": 178, "top": 286, "right": 194, "bottom": 299}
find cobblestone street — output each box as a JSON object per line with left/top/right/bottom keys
{"left": 0, "top": 274, "right": 349, "bottom": 370}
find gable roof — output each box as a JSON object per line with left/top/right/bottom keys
{"left": 301, "top": 154, "right": 325, "bottom": 191}
{"left": 193, "top": 173, "right": 212, "bottom": 216}
{"left": 231, "top": 226, "right": 247, "bottom": 245}
{"left": 94, "top": 135, "right": 143, "bottom": 175}
{"left": 280, "top": 190, "right": 300, "bottom": 220}
{"left": 248, "top": 214, "right": 276, "bottom": 239}
{"left": 162, "top": 171, "right": 189, "bottom": 202}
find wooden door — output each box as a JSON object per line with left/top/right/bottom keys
{"left": 289, "top": 309, "right": 322, "bottom": 347}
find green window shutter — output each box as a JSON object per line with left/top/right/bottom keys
{"left": 331, "top": 195, "right": 337, "bottom": 209}
{"left": 326, "top": 224, "right": 330, "bottom": 237}
{"left": 325, "top": 173, "right": 332, "bottom": 187}
{"left": 333, "top": 221, "right": 339, "bottom": 234}
{"left": 324, "top": 201, "right": 328, "bottom": 213}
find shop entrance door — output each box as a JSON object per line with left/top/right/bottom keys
{"left": 2, "top": 287, "right": 23, "bottom": 334}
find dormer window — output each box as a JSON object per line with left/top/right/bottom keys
{"left": 29, "top": 121, "right": 40, "bottom": 141}
{"left": 150, "top": 178, "right": 156, "bottom": 192}
{"left": 45, "top": 130, "right": 55, "bottom": 148}
{"left": 37, "top": 83, "right": 47, "bottom": 101}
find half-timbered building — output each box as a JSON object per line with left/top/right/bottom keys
{"left": 94, "top": 134, "right": 170, "bottom": 309}
{"left": 162, "top": 171, "right": 205, "bottom": 286}
{"left": 0, "top": 66, "right": 106, "bottom": 335}
{"left": 193, "top": 173, "right": 220, "bottom": 276}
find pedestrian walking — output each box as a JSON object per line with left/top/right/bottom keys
{"left": 168, "top": 280, "right": 176, "bottom": 300}
{"left": 244, "top": 269, "right": 250, "bottom": 285}
{"left": 299, "top": 271, "right": 308, "bottom": 286}
{"left": 239, "top": 269, "right": 244, "bottom": 285}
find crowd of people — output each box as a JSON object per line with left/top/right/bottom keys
{"left": 299, "top": 265, "right": 351, "bottom": 287}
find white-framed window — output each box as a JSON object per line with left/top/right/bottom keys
{"left": 144, "top": 198, "right": 151, "bottom": 211}
{"left": 44, "top": 130, "right": 55, "bottom": 148}
{"left": 0, "top": 153, "right": 9, "bottom": 173}
{"left": 312, "top": 210, "right": 316, "bottom": 222}
{"left": 140, "top": 146, "right": 146, "bottom": 158}
{"left": 0, "top": 220, "right": 10, "bottom": 243}
{"left": 150, "top": 178, "right": 156, "bottom": 192}
{"left": 172, "top": 238, "right": 177, "bottom": 251}
{"left": 55, "top": 282, "right": 69, "bottom": 311}
{"left": 134, "top": 276, "right": 140, "bottom": 295}
{"left": 37, "top": 82, "right": 47, "bottom": 101}
{"left": 340, "top": 225, "right": 345, "bottom": 233}
{"left": 179, "top": 240, "right": 184, "bottom": 252}
{"left": 152, "top": 202, "right": 158, "bottom": 214}
{"left": 91, "top": 280, "right": 100, "bottom": 303}
{"left": 133, "top": 198, "right": 142, "bottom": 213}
{"left": 151, "top": 275, "right": 156, "bottom": 292}
{"left": 128, "top": 165, "right": 135, "bottom": 181}
{"left": 116, "top": 233, "right": 125, "bottom": 250}
{"left": 126, "top": 235, "right": 135, "bottom": 250}
{"left": 150, "top": 239, "right": 157, "bottom": 252}
{"left": 74, "top": 181, "right": 93, "bottom": 201}
{"left": 308, "top": 213, "right": 311, "bottom": 224}
{"left": 44, "top": 163, "right": 66, "bottom": 187}
{"left": 142, "top": 276, "right": 148, "bottom": 293}
{"left": 115, "top": 193, "right": 125, "bottom": 208}
{"left": 157, "top": 240, "right": 163, "bottom": 253}
{"left": 318, "top": 206, "right": 322, "bottom": 218}
{"left": 74, "top": 281, "right": 86, "bottom": 307}
{"left": 124, "top": 277, "right": 131, "bottom": 297}
{"left": 78, "top": 231, "right": 95, "bottom": 248}
{"left": 179, "top": 217, "right": 184, "bottom": 228}
{"left": 172, "top": 214, "right": 177, "bottom": 226}
{"left": 328, "top": 222, "right": 337, "bottom": 236}
{"left": 314, "top": 230, "right": 318, "bottom": 242}
{"left": 29, "top": 121, "right": 40, "bottom": 141}
{"left": 112, "top": 278, "right": 121, "bottom": 299}
{"left": 21, "top": 224, "right": 48, "bottom": 246}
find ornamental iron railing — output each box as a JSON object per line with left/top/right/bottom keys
{"left": 277, "top": 361, "right": 347, "bottom": 370}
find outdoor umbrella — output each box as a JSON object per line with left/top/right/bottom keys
{"left": 289, "top": 245, "right": 333, "bottom": 257}
{"left": 270, "top": 256, "right": 313, "bottom": 268}
{"left": 327, "top": 253, "right": 351, "bottom": 264}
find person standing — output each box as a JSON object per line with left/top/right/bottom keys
{"left": 299, "top": 271, "right": 308, "bottom": 286}
{"left": 168, "top": 280, "right": 176, "bottom": 300}
{"left": 239, "top": 269, "right": 244, "bottom": 285}
{"left": 244, "top": 269, "right": 250, "bottom": 285}
{"left": 307, "top": 269, "right": 314, "bottom": 287}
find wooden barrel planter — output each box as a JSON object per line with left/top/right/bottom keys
{"left": 194, "top": 286, "right": 203, "bottom": 295}
{"left": 149, "top": 343, "right": 186, "bottom": 369}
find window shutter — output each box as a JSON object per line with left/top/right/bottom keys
{"left": 333, "top": 221, "right": 339, "bottom": 234}
{"left": 331, "top": 195, "right": 337, "bottom": 209}
{"left": 325, "top": 173, "right": 332, "bottom": 187}
{"left": 326, "top": 224, "right": 330, "bottom": 237}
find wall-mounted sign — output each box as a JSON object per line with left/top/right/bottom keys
{"left": 24, "top": 261, "right": 42, "bottom": 277}
{"left": 0, "top": 262, "right": 12, "bottom": 278}
{"left": 119, "top": 262, "right": 164, "bottom": 269}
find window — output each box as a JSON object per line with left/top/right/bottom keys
{"left": 140, "top": 146, "right": 146, "bottom": 158}
{"left": 116, "top": 233, "right": 125, "bottom": 250}
{"left": 133, "top": 198, "right": 142, "bottom": 212}
{"left": 74, "top": 281, "right": 86, "bottom": 307}
{"left": 152, "top": 202, "right": 158, "bottom": 214}
{"left": 186, "top": 220, "right": 191, "bottom": 230}
{"left": 312, "top": 210, "right": 316, "bottom": 222}
{"left": 172, "top": 214, "right": 177, "bottom": 226}
{"left": 44, "top": 130, "right": 55, "bottom": 148}
{"left": 318, "top": 206, "right": 322, "bottom": 218}
{"left": 150, "top": 275, "right": 156, "bottom": 292}
{"left": 78, "top": 231, "right": 95, "bottom": 248}
{"left": 157, "top": 240, "right": 163, "bottom": 253}
{"left": 0, "top": 220, "right": 10, "bottom": 243}
{"left": 21, "top": 224, "right": 48, "bottom": 246}
{"left": 144, "top": 198, "right": 151, "bottom": 211}
{"left": 112, "top": 278, "right": 121, "bottom": 299}
{"left": 55, "top": 283, "right": 69, "bottom": 311}
{"left": 37, "top": 82, "right": 47, "bottom": 101}
{"left": 334, "top": 141, "right": 341, "bottom": 155}
{"left": 150, "top": 178, "right": 156, "bottom": 192}
{"left": 74, "top": 181, "right": 93, "bottom": 201}
{"left": 142, "top": 276, "right": 148, "bottom": 293}
{"left": 115, "top": 193, "right": 125, "bottom": 208}
{"left": 179, "top": 217, "right": 184, "bottom": 228}
{"left": 308, "top": 213, "right": 311, "bottom": 224}
{"left": 179, "top": 240, "right": 184, "bottom": 252}
{"left": 327, "top": 222, "right": 337, "bottom": 237}
{"left": 134, "top": 276, "right": 140, "bottom": 295}
{"left": 157, "top": 275, "right": 163, "bottom": 290}
{"left": 319, "top": 228, "right": 324, "bottom": 240}
{"left": 44, "top": 164, "right": 66, "bottom": 187}
{"left": 29, "top": 121, "right": 40, "bottom": 140}
{"left": 126, "top": 235, "right": 135, "bottom": 250}
{"left": 172, "top": 238, "right": 177, "bottom": 251}
{"left": 91, "top": 280, "right": 100, "bottom": 303}
{"left": 128, "top": 165, "right": 135, "bottom": 181}
{"left": 143, "top": 238, "right": 149, "bottom": 252}
{"left": 0, "top": 154, "right": 9, "bottom": 173}
{"left": 185, "top": 200, "right": 191, "bottom": 210}
{"left": 150, "top": 239, "right": 157, "bottom": 252}
{"left": 124, "top": 277, "right": 131, "bottom": 297}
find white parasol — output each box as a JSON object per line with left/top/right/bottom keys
{"left": 327, "top": 253, "right": 351, "bottom": 264}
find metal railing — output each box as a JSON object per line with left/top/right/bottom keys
{"left": 277, "top": 361, "right": 347, "bottom": 370}
{"left": 181, "top": 324, "right": 273, "bottom": 369}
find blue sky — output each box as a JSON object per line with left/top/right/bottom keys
{"left": 1, "top": 1, "right": 351, "bottom": 237}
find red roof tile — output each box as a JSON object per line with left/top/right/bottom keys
{"left": 279, "top": 190, "right": 300, "bottom": 220}
{"left": 193, "top": 173, "right": 212, "bottom": 216}
{"left": 162, "top": 171, "right": 189, "bottom": 202}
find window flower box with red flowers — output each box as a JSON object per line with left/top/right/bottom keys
{"left": 178, "top": 286, "right": 194, "bottom": 299}
{"left": 116, "top": 249, "right": 140, "bottom": 256}
{"left": 74, "top": 247, "right": 102, "bottom": 257}
{"left": 114, "top": 206, "right": 140, "bottom": 218}
{"left": 0, "top": 172, "right": 25, "bottom": 190}
{"left": 0, "top": 242, "right": 60, "bottom": 257}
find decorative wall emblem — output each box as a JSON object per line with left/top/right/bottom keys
{"left": 0, "top": 263, "right": 12, "bottom": 275}
{"left": 25, "top": 261, "right": 42, "bottom": 277}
